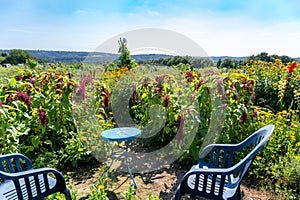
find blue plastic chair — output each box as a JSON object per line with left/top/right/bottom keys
{"left": 0, "top": 153, "right": 71, "bottom": 200}
{"left": 175, "top": 124, "right": 274, "bottom": 200}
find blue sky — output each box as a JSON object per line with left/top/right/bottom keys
{"left": 1, "top": 0, "right": 300, "bottom": 57}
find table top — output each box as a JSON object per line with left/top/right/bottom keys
{"left": 101, "top": 127, "right": 141, "bottom": 142}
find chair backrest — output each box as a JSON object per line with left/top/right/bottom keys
{"left": 220, "top": 125, "right": 274, "bottom": 188}
{"left": 0, "top": 153, "right": 33, "bottom": 173}
{"left": 0, "top": 154, "right": 72, "bottom": 200}
{"left": 232, "top": 124, "right": 274, "bottom": 182}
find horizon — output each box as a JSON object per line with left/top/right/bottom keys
{"left": 1, "top": 0, "right": 300, "bottom": 57}
{"left": 0, "top": 48, "right": 299, "bottom": 59}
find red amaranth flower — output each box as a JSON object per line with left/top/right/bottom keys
{"left": 164, "top": 95, "right": 170, "bottom": 108}
{"left": 16, "top": 75, "right": 22, "bottom": 81}
{"left": 154, "top": 86, "right": 163, "bottom": 93}
{"left": 196, "top": 80, "right": 203, "bottom": 89}
{"left": 186, "top": 71, "right": 193, "bottom": 82}
{"left": 132, "top": 85, "right": 137, "bottom": 104}
{"left": 287, "top": 62, "right": 297, "bottom": 73}
{"left": 155, "top": 75, "right": 165, "bottom": 84}
{"left": 30, "top": 79, "right": 35, "bottom": 84}
{"left": 38, "top": 108, "right": 47, "bottom": 126}
{"left": 102, "top": 87, "right": 110, "bottom": 109}
{"left": 17, "top": 92, "right": 32, "bottom": 106}
{"left": 240, "top": 112, "right": 248, "bottom": 123}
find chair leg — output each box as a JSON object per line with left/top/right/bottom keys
{"left": 175, "top": 188, "right": 181, "bottom": 200}
{"left": 228, "top": 185, "right": 241, "bottom": 200}
{"left": 65, "top": 188, "right": 72, "bottom": 200}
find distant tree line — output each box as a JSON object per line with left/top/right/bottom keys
{"left": 248, "top": 52, "right": 294, "bottom": 64}
{"left": 0, "top": 49, "right": 36, "bottom": 65}
{"left": 141, "top": 55, "right": 214, "bottom": 68}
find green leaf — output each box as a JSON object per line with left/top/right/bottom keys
{"left": 44, "top": 140, "right": 52, "bottom": 147}
{"left": 22, "top": 112, "right": 31, "bottom": 119}
{"left": 24, "top": 145, "right": 34, "bottom": 152}
{"left": 9, "top": 77, "right": 17, "bottom": 87}
{"left": 31, "top": 136, "right": 40, "bottom": 148}
{"left": 0, "top": 108, "right": 7, "bottom": 118}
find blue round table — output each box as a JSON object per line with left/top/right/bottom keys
{"left": 101, "top": 127, "right": 141, "bottom": 189}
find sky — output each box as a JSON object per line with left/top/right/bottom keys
{"left": 1, "top": 0, "right": 300, "bottom": 57}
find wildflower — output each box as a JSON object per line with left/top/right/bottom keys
{"left": 240, "top": 112, "right": 248, "bottom": 123}
{"left": 58, "top": 76, "right": 64, "bottom": 82}
{"left": 98, "top": 185, "right": 105, "bottom": 190}
{"left": 271, "top": 154, "right": 275, "bottom": 158}
{"left": 195, "top": 80, "right": 203, "bottom": 90}
{"left": 287, "top": 62, "right": 297, "bottom": 73}
{"left": 66, "top": 172, "right": 71, "bottom": 175}
{"left": 291, "top": 135, "right": 295, "bottom": 141}
{"left": 141, "top": 93, "right": 147, "bottom": 99}
{"left": 233, "top": 94, "right": 239, "bottom": 100}
{"left": 91, "top": 146, "right": 97, "bottom": 151}
{"left": 81, "top": 136, "right": 87, "bottom": 142}
{"left": 102, "top": 87, "right": 110, "bottom": 109}
{"left": 67, "top": 82, "right": 73, "bottom": 88}
{"left": 154, "top": 86, "right": 163, "bottom": 93}
{"left": 251, "top": 109, "right": 259, "bottom": 119}
{"left": 30, "top": 79, "right": 35, "bottom": 84}
{"left": 78, "top": 147, "right": 84, "bottom": 152}
{"left": 17, "top": 92, "right": 32, "bottom": 106}
{"left": 155, "top": 75, "right": 165, "bottom": 84}
{"left": 164, "top": 95, "right": 170, "bottom": 108}
{"left": 16, "top": 75, "right": 22, "bottom": 81}
{"left": 38, "top": 108, "right": 47, "bottom": 126}
{"left": 248, "top": 79, "right": 254, "bottom": 86}
{"left": 186, "top": 71, "right": 193, "bottom": 82}
{"left": 256, "top": 156, "right": 262, "bottom": 160}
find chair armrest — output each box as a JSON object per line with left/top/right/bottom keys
{"left": 0, "top": 153, "right": 33, "bottom": 172}
{"left": 0, "top": 167, "right": 65, "bottom": 181}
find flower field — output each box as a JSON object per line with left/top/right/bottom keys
{"left": 0, "top": 59, "right": 299, "bottom": 199}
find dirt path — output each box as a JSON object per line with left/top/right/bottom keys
{"left": 66, "top": 163, "right": 275, "bottom": 200}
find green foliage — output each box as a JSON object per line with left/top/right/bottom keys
{"left": 4, "top": 49, "right": 35, "bottom": 65}
{"left": 243, "top": 60, "right": 299, "bottom": 112}
{"left": 0, "top": 54, "right": 299, "bottom": 198}
{"left": 190, "top": 57, "right": 214, "bottom": 68}
{"left": 222, "top": 60, "right": 300, "bottom": 198}
{"left": 218, "top": 58, "right": 239, "bottom": 69}
{"left": 89, "top": 176, "right": 110, "bottom": 200}
{"left": 141, "top": 55, "right": 191, "bottom": 66}
{"left": 0, "top": 67, "right": 92, "bottom": 168}
{"left": 26, "top": 58, "right": 38, "bottom": 69}
{"left": 247, "top": 108, "right": 300, "bottom": 199}
{"left": 248, "top": 52, "right": 294, "bottom": 64}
